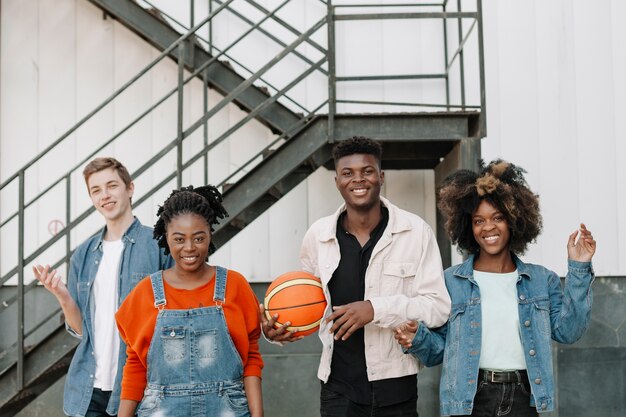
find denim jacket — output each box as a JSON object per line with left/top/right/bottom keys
{"left": 405, "top": 254, "right": 594, "bottom": 415}
{"left": 63, "top": 218, "right": 171, "bottom": 417}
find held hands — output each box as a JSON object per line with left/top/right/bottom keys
{"left": 258, "top": 304, "right": 304, "bottom": 343}
{"left": 567, "top": 223, "right": 596, "bottom": 262}
{"left": 33, "top": 264, "right": 70, "bottom": 300}
{"left": 394, "top": 320, "right": 418, "bottom": 349}
{"left": 326, "top": 300, "right": 374, "bottom": 341}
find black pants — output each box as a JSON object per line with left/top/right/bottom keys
{"left": 85, "top": 388, "right": 115, "bottom": 417}
{"left": 320, "top": 383, "right": 418, "bottom": 417}
{"left": 461, "top": 377, "right": 538, "bottom": 417}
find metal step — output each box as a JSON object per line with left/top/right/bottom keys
{"left": 0, "top": 326, "right": 78, "bottom": 416}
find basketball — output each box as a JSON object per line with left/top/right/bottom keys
{"left": 264, "top": 271, "right": 327, "bottom": 337}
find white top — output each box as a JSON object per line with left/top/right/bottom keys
{"left": 92, "top": 239, "right": 123, "bottom": 390}
{"left": 473, "top": 269, "right": 527, "bottom": 371}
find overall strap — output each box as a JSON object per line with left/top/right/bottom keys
{"left": 213, "top": 266, "right": 228, "bottom": 305}
{"left": 150, "top": 271, "right": 167, "bottom": 310}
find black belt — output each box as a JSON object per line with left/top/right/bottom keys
{"left": 479, "top": 369, "right": 528, "bottom": 384}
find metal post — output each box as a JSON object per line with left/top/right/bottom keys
{"left": 327, "top": 1, "right": 336, "bottom": 143}
{"left": 476, "top": 0, "right": 487, "bottom": 136}
{"left": 191, "top": 0, "right": 195, "bottom": 28}
{"left": 204, "top": 67, "right": 209, "bottom": 185}
{"left": 17, "top": 171, "right": 25, "bottom": 390}
{"left": 177, "top": 42, "right": 185, "bottom": 188}
{"left": 442, "top": 2, "right": 450, "bottom": 110}
{"left": 66, "top": 174, "right": 72, "bottom": 276}
{"left": 209, "top": 0, "right": 213, "bottom": 55}
{"left": 206, "top": 0, "right": 213, "bottom": 185}
{"left": 457, "top": 0, "right": 466, "bottom": 110}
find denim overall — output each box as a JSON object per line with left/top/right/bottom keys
{"left": 136, "top": 267, "right": 251, "bottom": 417}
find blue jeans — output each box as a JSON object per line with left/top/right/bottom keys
{"left": 85, "top": 388, "right": 114, "bottom": 417}
{"left": 320, "top": 383, "right": 418, "bottom": 417}
{"left": 462, "top": 375, "right": 538, "bottom": 417}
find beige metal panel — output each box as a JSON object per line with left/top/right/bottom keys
{"left": 269, "top": 180, "right": 309, "bottom": 280}
{"left": 611, "top": 0, "right": 626, "bottom": 274}
{"left": 111, "top": 20, "right": 155, "bottom": 168}
{"left": 226, "top": 210, "right": 270, "bottom": 283}
{"left": 480, "top": 1, "right": 622, "bottom": 276}
{"left": 571, "top": 2, "right": 618, "bottom": 276}
{"left": 305, "top": 167, "right": 344, "bottom": 226}
{"left": 382, "top": 170, "right": 436, "bottom": 231}
{"left": 0, "top": 0, "right": 39, "bottom": 179}
{"left": 73, "top": 0, "right": 115, "bottom": 245}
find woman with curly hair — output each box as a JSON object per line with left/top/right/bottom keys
{"left": 115, "top": 185, "right": 263, "bottom": 417}
{"left": 394, "top": 160, "right": 596, "bottom": 416}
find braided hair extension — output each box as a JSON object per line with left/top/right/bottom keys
{"left": 153, "top": 185, "right": 228, "bottom": 257}
{"left": 437, "top": 159, "right": 543, "bottom": 255}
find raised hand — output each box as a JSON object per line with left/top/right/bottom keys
{"left": 326, "top": 300, "right": 374, "bottom": 341}
{"left": 394, "top": 320, "right": 419, "bottom": 349}
{"left": 33, "top": 264, "right": 70, "bottom": 300}
{"left": 33, "top": 264, "right": 83, "bottom": 334}
{"left": 567, "top": 223, "right": 596, "bottom": 262}
{"left": 258, "top": 304, "right": 303, "bottom": 343}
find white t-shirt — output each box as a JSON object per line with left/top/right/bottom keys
{"left": 92, "top": 239, "right": 124, "bottom": 390}
{"left": 473, "top": 269, "right": 527, "bottom": 371}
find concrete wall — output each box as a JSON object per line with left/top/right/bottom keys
{"left": 10, "top": 277, "right": 626, "bottom": 417}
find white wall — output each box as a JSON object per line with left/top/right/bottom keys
{"left": 480, "top": 0, "right": 625, "bottom": 276}
{"left": 1, "top": 0, "right": 624, "bottom": 282}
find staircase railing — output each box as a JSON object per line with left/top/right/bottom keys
{"left": 0, "top": 0, "right": 485, "bottom": 403}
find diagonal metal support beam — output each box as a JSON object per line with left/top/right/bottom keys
{"left": 87, "top": 0, "right": 301, "bottom": 133}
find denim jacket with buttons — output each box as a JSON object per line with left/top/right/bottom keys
{"left": 405, "top": 254, "right": 594, "bottom": 415}
{"left": 63, "top": 218, "right": 172, "bottom": 417}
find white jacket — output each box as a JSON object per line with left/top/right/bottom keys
{"left": 300, "top": 197, "right": 451, "bottom": 382}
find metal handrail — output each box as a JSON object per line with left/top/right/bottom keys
{"left": 132, "top": 0, "right": 327, "bottom": 115}
{"left": 336, "top": 99, "right": 480, "bottom": 109}
{"left": 0, "top": 0, "right": 234, "bottom": 192}
{"left": 0, "top": 28, "right": 328, "bottom": 309}
{"left": 0, "top": 0, "right": 323, "bottom": 230}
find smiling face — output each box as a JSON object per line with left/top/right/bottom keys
{"left": 472, "top": 200, "right": 511, "bottom": 258}
{"left": 166, "top": 213, "right": 211, "bottom": 273}
{"left": 87, "top": 168, "right": 134, "bottom": 223}
{"left": 334, "top": 153, "right": 384, "bottom": 212}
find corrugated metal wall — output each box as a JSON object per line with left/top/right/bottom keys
{"left": 1, "top": 0, "right": 624, "bottom": 281}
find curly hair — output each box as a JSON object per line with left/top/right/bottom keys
{"left": 437, "top": 159, "right": 542, "bottom": 255}
{"left": 153, "top": 185, "right": 228, "bottom": 257}
{"left": 332, "top": 136, "right": 382, "bottom": 167}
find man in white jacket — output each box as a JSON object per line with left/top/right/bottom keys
{"left": 262, "top": 136, "right": 451, "bottom": 416}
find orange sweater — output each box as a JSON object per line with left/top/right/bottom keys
{"left": 115, "top": 269, "right": 263, "bottom": 401}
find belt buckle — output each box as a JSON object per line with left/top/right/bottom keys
{"left": 490, "top": 371, "right": 498, "bottom": 383}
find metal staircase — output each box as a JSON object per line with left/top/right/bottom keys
{"left": 0, "top": 0, "right": 486, "bottom": 414}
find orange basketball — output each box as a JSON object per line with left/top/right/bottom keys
{"left": 264, "top": 271, "right": 327, "bottom": 337}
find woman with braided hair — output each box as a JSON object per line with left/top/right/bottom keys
{"left": 115, "top": 185, "right": 263, "bottom": 417}
{"left": 394, "top": 160, "right": 596, "bottom": 416}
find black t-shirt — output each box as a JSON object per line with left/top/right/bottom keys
{"left": 325, "top": 206, "right": 417, "bottom": 406}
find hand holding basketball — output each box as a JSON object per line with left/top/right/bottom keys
{"left": 263, "top": 271, "right": 327, "bottom": 338}
{"left": 259, "top": 304, "right": 303, "bottom": 343}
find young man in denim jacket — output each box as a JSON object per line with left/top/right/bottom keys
{"left": 262, "top": 137, "right": 451, "bottom": 416}
{"left": 34, "top": 157, "right": 171, "bottom": 417}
